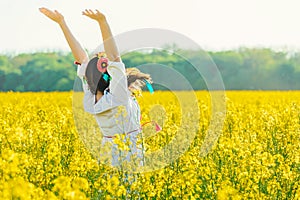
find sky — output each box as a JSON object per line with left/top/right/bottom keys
{"left": 1, "top": 0, "right": 300, "bottom": 54}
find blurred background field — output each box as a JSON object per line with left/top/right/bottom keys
{"left": 0, "top": 91, "right": 299, "bottom": 199}
{"left": 1, "top": 48, "right": 300, "bottom": 92}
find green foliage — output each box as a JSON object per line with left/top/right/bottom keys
{"left": 0, "top": 48, "right": 299, "bottom": 91}
{"left": 0, "top": 52, "right": 75, "bottom": 91}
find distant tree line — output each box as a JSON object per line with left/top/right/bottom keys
{"left": 0, "top": 48, "right": 299, "bottom": 91}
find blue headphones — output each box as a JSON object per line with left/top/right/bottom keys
{"left": 102, "top": 73, "right": 111, "bottom": 82}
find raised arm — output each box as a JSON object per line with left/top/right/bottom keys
{"left": 39, "top": 8, "right": 88, "bottom": 64}
{"left": 82, "top": 9, "right": 121, "bottom": 62}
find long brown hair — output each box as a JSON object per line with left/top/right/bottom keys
{"left": 126, "top": 68, "right": 152, "bottom": 93}
{"left": 85, "top": 57, "right": 110, "bottom": 95}
{"left": 85, "top": 59, "right": 152, "bottom": 95}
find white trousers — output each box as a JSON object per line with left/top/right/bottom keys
{"left": 99, "top": 131, "right": 144, "bottom": 170}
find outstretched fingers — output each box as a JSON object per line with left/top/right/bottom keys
{"left": 39, "top": 7, "right": 51, "bottom": 15}
{"left": 95, "top": 9, "right": 102, "bottom": 15}
{"left": 82, "top": 9, "right": 94, "bottom": 16}
{"left": 39, "top": 7, "right": 64, "bottom": 24}
{"left": 82, "top": 9, "right": 106, "bottom": 22}
{"left": 54, "top": 10, "right": 62, "bottom": 15}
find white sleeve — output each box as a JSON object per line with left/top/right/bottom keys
{"left": 76, "top": 61, "right": 89, "bottom": 93}
{"left": 107, "top": 61, "right": 130, "bottom": 104}
{"left": 77, "top": 60, "right": 87, "bottom": 78}
{"left": 76, "top": 60, "right": 95, "bottom": 113}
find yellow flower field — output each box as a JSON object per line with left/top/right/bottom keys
{"left": 0, "top": 91, "right": 299, "bottom": 199}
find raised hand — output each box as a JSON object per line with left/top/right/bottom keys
{"left": 39, "top": 7, "right": 88, "bottom": 64}
{"left": 82, "top": 9, "right": 106, "bottom": 22}
{"left": 39, "top": 7, "right": 64, "bottom": 24}
{"left": 83, "top": 8, "right": 120, "bottom": 62}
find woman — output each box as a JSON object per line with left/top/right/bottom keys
{"left": 39, "top": 7, "right": 152, "bottom": 167}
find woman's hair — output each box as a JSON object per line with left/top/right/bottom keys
{"left": 85, "top": 57, "right": 152, "bottom": 95}
{"left": 126, "top": 68, "right": 152, "bottom": 93}
{"left": 85, "top": 57, "right": 110, "bottom": 95}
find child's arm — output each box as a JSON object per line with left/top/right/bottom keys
{"left": 40, "top": 7, "right": 95, "bottom": 113}
{"left": 39, "top": 7, "right": 88, "bottom": 64}
{"left": 82, "top": 9, "right": 120, "bottom": 62}
{"left": 83, "top": 9, "right": 129, "bottom": 105}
